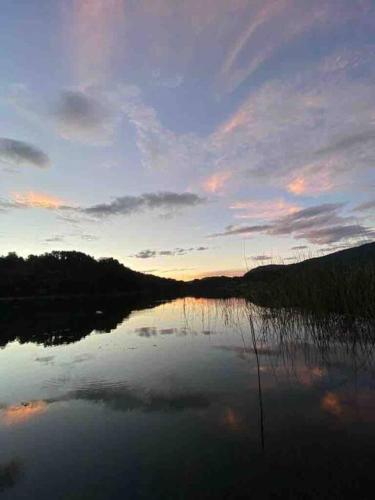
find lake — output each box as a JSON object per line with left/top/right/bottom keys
{"left": 0, "top": 297, "right": 374, "bottom": 499}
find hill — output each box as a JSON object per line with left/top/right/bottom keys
{"left": 0, "top": 251, "right": 183, "bottom": 299}
{"left": 243, "top": 242, "right": 375, "bottom": 315}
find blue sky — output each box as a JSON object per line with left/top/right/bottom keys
{"left": 0, "top": 0, "right": 374, "bottom": 279}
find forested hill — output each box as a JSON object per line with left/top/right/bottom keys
{"left": 242, "top": 241, "right": 375, "bottom": 314}
{"left": 0, "top": 251, "right": 183, "bottom": 298}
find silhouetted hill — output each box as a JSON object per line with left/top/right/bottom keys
{"left": 243, "top": 242, "right": 375, "bottom": 315}
{"left": 244, "top": 242, "right": 375, "bottom": 282}
{"left": 0, "top": 251, "right": 183, "bottom": 299}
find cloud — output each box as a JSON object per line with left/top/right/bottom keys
{"left": 133, "top": 250, "right": 157, "bottom": 259}
{"left": 297, "top": 225, "right": 374, "bottom": 245}
{"left": 67, "top": 0, "right": 125, "bottom": 84}
{"left": 268, "top": 203, "right": 346, "bottom": 236}
{"left": 210, "top": 224, "right": 271, "bottom": 237}
{"left": 80, "top": 234, "right": 99, "bottom": 241}
{"left": 211, "top": 46, "right": 375, "bottom": 194}
{"left": 57, "top": 383, "right": 213, "bottom": 413}
{"left": 217, "top": 0, "right": 340, "bottom": 95}
{"left": 0, "top": 138, "right": 50, "bottom": 169}
{"left": 353, "top": 199, "right": 375, "bottom": 213}
{"left": 84, "top": 45, "right": 373, "bottom": 194}
{"left": 230, "top": 199, "right": 300, "bottom": 220}
{"left": 315, "top": 130, "right": 375, "bottom": 157}
{"left": 202, "top": 171, "right": 232, "bottom": 194}
{"left": 0, "top": 199, "right": 17, "bottom": 212}
{"left": 82, "top": 191, "right": 206, "bottom": 218}
{"left": 0, "top": 190, "right": 205, "bottom": 223}
{"left": 131, "top": 246, "right": 209, "bottom": 259}
{"left": 12, "top": 192, "right": 64, "bottom": 209}
{"left": 211, "top": 202, "right": 375, "bottom": 244}
{"left": 52, "top": 90, "right": 117, "bottom": 144}
{"left": 291, "top": 245, "right": 308, "bottom": 250}
{"left": 44, "top": 236, "right": 65, "bottom": 243}
{"left": 286, "top": 167, "right": 334, "bottom": 196}
{"left": 251, "top": 255, "right": 272, "bottom": 261}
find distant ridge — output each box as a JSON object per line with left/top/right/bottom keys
{"left": 244, "top": 241, "right": 375, "bottom": 282}
{"left": 241, "top": 242, "right": 375, "bottom": 315}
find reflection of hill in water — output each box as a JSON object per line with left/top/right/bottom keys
{"left": 0, "top": 296, "right": 171, "bottom": 347}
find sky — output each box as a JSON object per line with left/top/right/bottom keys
{"left": 0, "top": 0, "right": 374, "bottom": 280}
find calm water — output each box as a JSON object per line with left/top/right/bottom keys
{"left": 1, "top": 297, "right": 375, "bottom": 499}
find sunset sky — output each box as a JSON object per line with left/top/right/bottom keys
{"left": 0, "top": 0, "right": 374, "bottom": 279}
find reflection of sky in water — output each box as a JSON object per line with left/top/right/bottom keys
{"left": 0, "top": 298, "right": 375, "bottom": 499}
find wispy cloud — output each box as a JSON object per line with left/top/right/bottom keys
{"left": 353, "top": 199, "right": 375, "bottom": 213}
{"left": 12, "top": 191, "right": 64, "bottom": 209}
{"left": 44, "top": 235, "right": 65, "bottom": 243}
{"left": 210, "top": 224, "right": 271, "bottom": 238}
{"left": 0, "top": 138, "right": 50, "bottom": 169}
{"left": 291, "top": 245, "right": 308, "bottom": 250}
{"left": 211, "top": 202, "right": 375, "bottom": 244}
{"left": 251, "top": 255, "right": 272, "bottom": 262}
{"left": 315, "top": 130, "right": 375, "bottom": 158}
{"left": 230, "top": 199, "right": 300, "bottom": 220}
{"left": 202, "top": 171, "right": 232, "bottom": 194}
{"left": 68, "top": 0, "right": 125, "bottom": 84}
{"left": 298, "top": 225, "right": 373, "bottom": 245}
{"left": 217, "top": 0, "right": 336, "bottom": 94}
{"left": 0, "top": 190, "right": 205, "bottom": 221}
{"left": 131, "top": 246, "right": 209, "bottom": 259}
{"left": 81, "top": 191, "right": 206, "bottom": 218}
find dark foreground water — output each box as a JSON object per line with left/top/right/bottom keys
{"left": 1, "top": 297, "right": 375, "bottom": 499}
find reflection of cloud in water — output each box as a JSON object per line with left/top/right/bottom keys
{"left": 222, "top": 407, "right": 243, "bottom": 432}
{"left": 1, "top": 384, "right": 214, "bottom": 427}
{"left": 35, "top": 355, "right": 55, "bottom": 364}
{"left": 298, "top": 367, "right": 326, "bottom": 387}
{"left": 1, "top": 401, "right": 48, "bottom": 426}
{"left": 0, "top": 460, "right": 23, "bottom": 493}
{"left": 159, "top": 328, "right": 177, "bottom": 335}
{"left": 135, "top": 326, "right": 215, "bottom": 337}
{"left": 57, "top": 384, "right": 214, "bottom": 413}
{"left": 70, "top": 353, "right": 94, "bottom": 364}
{"left": 321, "top": 392, "right": 343, "bottom": 417}
{"left": 215, "top": 344, "right": 280, "bottom": 358}
{"left": 321, "top": 389, "right": 375, "bottom": 422}
{"left": 136, "top": 327, "right": 157, "bottom": 337}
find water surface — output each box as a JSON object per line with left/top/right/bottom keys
{"left": 1, "top": 297, "right": 374, "bottom": 499}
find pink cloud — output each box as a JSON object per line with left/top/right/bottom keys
{"left": 230, "top": 199, "right": 300, "bottom": 220}
{"left": 202, "top": 171, "right": 232, "bottom": 193}
{"left": 286, "top": 162, "right": 335, "bottom": 196}
{"left": 68, "top": 0, "right": 125, "bottom": 83}
{"left": 12, "top": 191, "right": 65, "bottom": 209}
